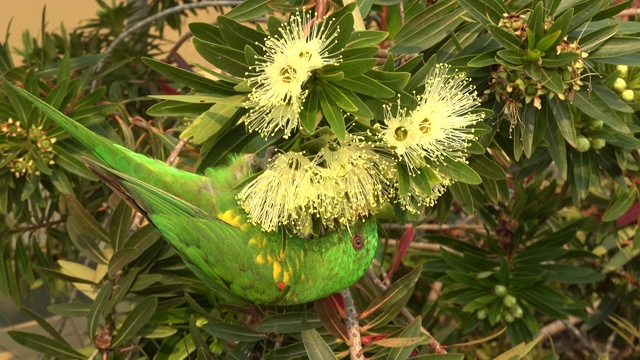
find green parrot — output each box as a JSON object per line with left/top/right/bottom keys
{"left": 2, "top": 80, "right": 378, "bottom": 305}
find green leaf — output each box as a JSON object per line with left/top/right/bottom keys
{"left": 336, "top": 75, "right": 395, "bottom": 98}
{"left": 320, "top": 90, "right": 346, "bottom": 141}
{"left": 8, "top": 331, "right": 84, "bottom": 359}
{"left": 528, "top": 2, "right": 545, "bottom": 42}
{"left": 21, "top": 307, "right": 68, "bottom": 343}
{"left": 302, "top": 328, "right": 338, "bottom": 360}
{"left": 541, "top": 52, "right": 580, "bottom": 67}
{"left": 256, "top": 313, "right": 322, "bottom": 333}
{"left": 535, "top": 30, "right": 561, "bottom": 52}
{"left": 88, "top": 282, "right": 112, "bottom": 343}
{"left": 126, "top": 224, "right": 161, "bottom": 254}
{"left": 193, "top": 39, "right": 249, "bottom": 78}
{"left": 323, "top": 81, "right": 358, "bottom": 113}
{"left": 324, "top": 59, "right": 377, "bottom": 78}
{"left": 111, "top": 296, "right": 158, "bottom": 348}
{"left": 47, "top": 303, "right": 91, "bottom": 317}
{"left": 66, "top": 218, "right": 108, "bottom": 265}
{"left": 300, "top": 89, "right": 320, "bottom": 133}
{"left": 457, "top": 0, "right": 507, "bottom": 26}
{"left": 109, "top": 199, "right": 132, "bottom": 251}
{"left": 449, "top": 182, "right": 474, "bottom": 214}
{"left": 602, "top": 188, "right": 637, "bottom": 222}
{"left": 361, "top": 265, "right": 422, "bottom": 328}
{"left": 590, "top": 36, "right": 640, "bottom": 58}
{"left": 549, "top": 97, "right": 577, "bottom": 147}
{"left": 568, "top": 0, "right": 606, "bottom": 31}
{"left": 66, "top": 195, "right": 111, "bottom": 245}
{"left": 181, "top": 103, "right": 239, "bottom": 144}
{"left": 540, "top": 68, "right": 565, "bottom": 94}
{"left": 142, "top": 58, "right": 234, "bottom": 94}
{"left": 544, "top": 110, "right": 568, "bottom": 179}
{"left": 147, "top": 101, "right": 210, "bottom": 117}
{"left": 468, "top": 51, "right": 499, "bottom": 67}
{"left": 202, "top": 322, "right": 266, "bottom": 342}
{"left": 189, "top": 22, "right": 224, "bottom": 44}
{"left": 108, "top": 248, "right": 141, "bottom": 278}
{"left": 386, "top": 316, "right": 423, "bottom": 360}
{"left": 347, "top": 31, "right": 388, "bottom": 48}
{"left": 572, "top": 150, "right": 591, "bottom": 200}
{"left": 579, "top": 24, "right": 620, "bottom": 52}
{"left": 469, "top": 155, "right": 506, "bottom": 180}
{"left": 341, "top": 89, "right": 374, "bottom": 120}
{"left": 494, "top": 334, "right": 544, "bottom": 360}
{"left": 573, "top": 89, "right": 629, "bottom": 133}
{"left": 390, "top": 2, "right": 465, "bottom": 54}
{"left": 436, "top": 158, "right": 482, "bottom": 185}
{"left": 497, "top": 49, "right": 524, "bottom": 65}
{"left": 218, "top": 16, "right": 267, "bottom": 52}
{"left": 225, "top": 0, "right": 270, "bottom": 21}
{"left": 365, "top": 70, "right": 411, "bottom": 92}
{"left": 487, "top": 24, "right": 522, "bottom": 50}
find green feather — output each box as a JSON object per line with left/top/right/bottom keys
{"left": 2, "top": 79, "right": 378, "bottom": 305}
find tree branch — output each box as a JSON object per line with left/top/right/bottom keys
{"left": 341, "top": 288, "right": 364, "bottom": 360}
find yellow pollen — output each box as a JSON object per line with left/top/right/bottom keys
{"left": 255, "top": 253, "right": 266, "bottom": 264}
{"left": 283, "top": 271, "right": 291, "bottom": 284}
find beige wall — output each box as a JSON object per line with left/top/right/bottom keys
{"left": 0, "top": 0, "right": 216, "bottom": 65}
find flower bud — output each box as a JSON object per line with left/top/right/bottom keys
{"left": 591, "top": 138, "right": 606, "bottom": 150}
{"left": 503, "top": 295, "right": 517, "bottom": 308}
{"left": 622, "top": 89, "right": 635, "bottom": 102}
{"left": 504, "top": 313, "right": 515, "bottom": 323}
{"left": 613, "top": 78, "right": 627, "bottom": 93}
{"left": 476, "top": 308, "right": 488, "bottom": 320}
{"left": 576, "top": 135, "right": 591, "bottom": 152}
{"left": 494, "top": 284, "right": 508, "bottom": 297}
{"left": 617, "top": 65, "right": 629, "bottom": 77}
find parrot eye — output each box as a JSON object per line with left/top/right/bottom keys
{"left": 352, "top": 235, "right": 364, "bottom": 251}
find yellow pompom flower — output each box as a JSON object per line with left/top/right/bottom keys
{"left": 378, "top": 64, "right": 482, "bottom": 173}
{"left": 245, "top": 12, "right": 340, "bottom": 138}
{"left": 398, "top": 172, "right": 452, "bottom": 213}
{"left": 237, "top": 152, "right": 321, "bottom": 232}
{"left": 317, "top": 134, "right": 395, "bottom": 226}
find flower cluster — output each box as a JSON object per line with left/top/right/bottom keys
{"left": 378, "top": 64, "right": 481, "bottom": 172}
{"left": 237, "top": 135, "right": 396, "bottom": 233}
{"left": 1, "top": 119, "right": 56, "bottom": 178}
{"left": 244, "top": 12, "right": 340, "bottom": 138}
{"left": 238, "top": 62, "right": 481, "bottom": 232}
{"left": 230, "top": 11, "right": 485, "bottom": 233}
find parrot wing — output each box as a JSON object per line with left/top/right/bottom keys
{"left": 84, "top": 158, "right": 260, "bottom": 303}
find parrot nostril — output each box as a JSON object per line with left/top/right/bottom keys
{"left": 352, "top": 235, "right": 364, "bottom": 251}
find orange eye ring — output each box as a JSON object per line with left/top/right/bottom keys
{"left": 352, "top": 235, "right": 364, "bottom": 251}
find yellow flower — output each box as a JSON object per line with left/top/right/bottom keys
{"left": 237, "top": 152, "right": 321, "bottom": 232}
{"left": 379, "top": 64, "right": 481, "bottom": 172}
{"left": 398, "top": 171, "right": 452, "bottom": 213}
{"left": 317, "top": 134, "right": 395, "bottom": 226}
{"left": 245, "top": 12, "right": 340, "bottom": 138}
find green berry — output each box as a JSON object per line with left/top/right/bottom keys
{"left": 476, "top": 308, "right": 488, "bottom": 320}
{"left": 587, "top": 119, "right": 604, "bottom": 130}
{"left": 613, "top": 78, "right": 627, "bottom": 93}
{"left": 504, "top": 313, "right": 515, "bottom": 323}
{"left": 576, "top": 135, "right": 591, "bottom": 152}
{"left": 622, "top": 89, "right": 635, "bottom": 102}
{"left": 525, "top": 84, "right": 538, "bottom": 96}
{"left": 591, "top": 138, "right": 606, "bottom": 150}
{"left": 494, "top": 284, "right": 508, "bottom": 297}
{"left": 503, "top": 295, "right": 517, "bottom": 308}
{"left": 511, "top": 305, "right": 524, "bottom": 319}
